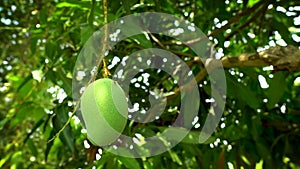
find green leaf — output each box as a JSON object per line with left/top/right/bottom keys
{"left": 272, "top": 15, "right": 297, "bottom": 46}
{"left": 120, "top": 17, "right": 152, "bottom": 48}
{"left": 0, "top": 118, "right": 9, "bottom": 131}
{"left": 182, "top": 130, "right": 215, "bottom": 144}
{"left": 56, "top": 67, "right": 72, "bottom": 96}
{"left": 80, "top": 24, "right": 94, "bottom": 45}
{"left": 183, "top": 84, "right": 200, "bottom": 128}
{"left": 30, "top": 36, "right": 38, "bottom": 55}
{"left": 248, "top": 0, "right": 260, "bottom": 7}
{"left": 24, "top": 115, "right": 47, "bottom": 143}
{"left": 265, "top": 72, "right": 286, "bottom": 109}
{"left": 0, "top": 107, "right": 15, "bottom": 131}
{"left": 143, "top": 160, "right": 152, "bottom": 169}
{"left": 56, "top": 2, "right": 81, "bottom": 8}
{"left": 39, "top": 6, "right": 48, "bottom": 25}
{"left": 168, "top": 150, "right": 183, "bottom": 165}
{"left": 0, "top": 152, "right": 12, "bottom": 168}
{"left": 56, "top": 1, "right": 90, "bottom": 10}
{"left": 45, "top": 40, "right": 58, "bottom": 61}
{"left": 130, "top": 34, "right": 153, "bottom": 48}
{"left": 16, "top": 75, "right": 32, "bottom": 92}
{"left": 10, "top": 151, "right": 23, "bottom": 169}
{"left": 52, "top": 104, "right": 76, "bottom": 154}
{"left": 156, "top": 127, "right": 215, "bottom": 144}
{"left": 27, "top": 139, "right": 38, "bottom": 157}
{"left": 10, "top": 104, "right": 45, "bottom": 128}
{"left": 45, "top": 129, "right": 56, "bottom": 161}
{"left": 46, "top": 69, "right": 71, "bottom": 97}
{"left": 227, "top": 72, "right": 261, "bottom": 109}
{"left": 255, "top": 140, "right": 274, "bottom": 168}
{"left": 222, "top": 124, "right": 248, "bottom": 141}
{"left": 96, "top": 153, "right": 112, "bottom": 168}
{"left": 250, "top": 116, "right": 262, "bottom": 141}
{"left": 121, "top": 0, "right": 131, "bottom": 14}
{"left": 118, "top": 156, "right": 141, "bottom": 169}
{"left": 110, "top": 0, "right": 122, "bottom": 13}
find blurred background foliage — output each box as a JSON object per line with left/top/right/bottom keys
{"left": 1, "top": 0, "right": 300, "bottom": 168}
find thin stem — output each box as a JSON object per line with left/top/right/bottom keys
{"left": 48, "top": 0, "right": 110, "bottom": 143}
{"left": 47, "top": 102, "right": 80, "bottom": 143}
{"left": 101, "top": 0, "right": 111, "bottom": 78}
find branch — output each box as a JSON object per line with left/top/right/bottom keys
{"left": 48, "top": 0, "right": 110, "bottom": 143}
{"left": 221, "top": 45, "right": 300, "bottom": 71}
{"left": 197, "top": 45, "right": 300, "bottom": 78}
{"left": 167, "top": 45, "right": 300, "bottom": 100}
{"left": 186, "top": 0, "right": 267, "bottom": 45}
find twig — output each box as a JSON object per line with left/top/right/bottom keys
{"left": 48, "top": 0, "right": 110, "bottom": 143}
{"left": 47, "top": 101, "right": 81, "bottom": 143}
{"left": 224, "top": 3, "right": 268, "bottom": 41}
{"left": 0, "top": 26, "right": 25, "bottom": 30}
{"left": 167, "top": 45, "right": 300, "bottom": 100}
{"left": 185, "top": 0, "right": 267, "bottom": 45}
{"left": 149, "top": 32, "right": 165, "bottom": 49}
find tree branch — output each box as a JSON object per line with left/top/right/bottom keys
{"left": 221, "top": 45, "right": 300, "bottom": 71}
{"left": 167, "top": 45, "right": 300, "bottom": 100}
{"left": 186, "top": 0, "right": 268, "bottom": 45}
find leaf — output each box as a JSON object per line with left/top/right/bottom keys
{"left": 222, "top": 124, "right": 248, "bottom": 141}
{"left": 56, "top": 2, "right": 81, "bottom": 8}
{"left": 250, "top": 116, "right": 262, "bottom": 141}
{"left": 216, "top": 149, "right": 225, "bottom": 169}
{"left": 24, "top": 116, "right": 46, "bottom": 143}
{"left": 45, "top": 129, "right": 56, "bottom": 161}
{"left": 27, "top": 139, "right": 38, "bottom": 157}
{"left": 30, "top": 36, "right": 38, "bottom": 55}
{"left": 0, "top": 118, "right": 9, "bottom": 131}
{"left": 248, "top": 0, "right": 260, "bottom": 6}
{"left": 52, "top": 104, "right": 76, "bottom": 154}
{"left": 255, "top": 140, "right": 274, "bottom": 168}
{"left": 10, "top": 151, "right": 23, "bottom": 168}
{"left": 135, "top": 126, "right": 156, "bottom": 137}
{"left": 120, "top": 17, "right": 152, "bottom": 48}
{"left": 157, "top": 127, "right": 215, "bottom": 144}
{"left": 121, "top": 0, "right": 131, "bottom": 14}
{"left": 45, "top": 40, "right": 58, "bottom": 61}
{"left": 283, "top": 137, "right": 293, "bottom": 155}
{"left": 143, "top": 161, "right": 152, "bottom": 169}
{"left": 80, "top": 24, "right": 94, "bottom": 45}
{"left": 16, "top": 75, "right": 32, "bottom": 92}
{"left": 182, "top": 130, "right": 215, "bottom": 144}
{"left": 130, "top": 34, "right": 153, "bottom": 48}
{"left": 265, "top": 72, "right": 286, "bottom": 109}
{"left": 168, "top": 150, "right": 183, "bottom": 165}
{"left": 118, "top": 156, "right": 141, "bottom": 169}
{"left": 10, "top": 104, "right": 45, "bottom": 128}
{"left": 0, "top": 152, "right": 12, "bottom": 168}
{"left": 226, "top": 72, "right": 261, "bottom": 109}
{"left": 110, "top": 0, "right": 122, "bottom": 12}
{"left": 105, "top": 156, "right": 117, "bottom": 169}
{"left": 39, "top": 6, "right": 48, "bottom": 25}
{"left": 0, "top": 107, "right": 15, "bottom": 131}
{"left": 45, "top": 69, "right": 72, "bottom": 96}
{"left": 87, "top": 0, "right": 95, "bottom": 25}
{"left": 56, "top": 1, "right": 90, "bottom": 10}
{"left": 56, "top": 67, "right": 72, "bottom": 96}
{"left": 271, "top": 16, "right": 297, "bottom": 46}
{"left": 181, "top": 86, "right": 200, "bottom": 128}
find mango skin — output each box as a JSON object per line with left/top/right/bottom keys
{"left": 80, "top": 78, "right": 128, "bottom": 146}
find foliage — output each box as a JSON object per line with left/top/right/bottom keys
{"left": 1, "top": 0, "right": 300, "bottom": 168}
